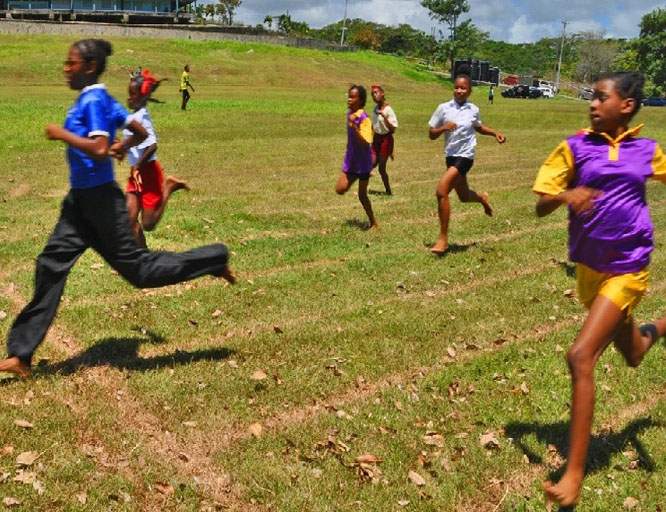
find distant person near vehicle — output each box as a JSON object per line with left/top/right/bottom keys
{"left": 180, "top": 64, "right": 195, "bottom": 111}
{"left": 335, "top": 85, "right": 378, "bottom": 230}
{"left": 488, "top": 85, "right": 494, "bottom": 104}
{"left": 371, "top": 84, "right": 398, "bottom": 195}
{"left": 533, "top": 71, "right": 666, "bottom": 508}
{"left": 427, "top": 74, "right": 505, "bottom": 255}
{"left": 122, "top": 68, "right": 190, "bottom": 248}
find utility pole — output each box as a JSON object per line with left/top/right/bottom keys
{"left": 555, "top": 19, "right": 568, "bottom": 94}
{"left": 340, "top": 0, "right": 349, "bottom": 46}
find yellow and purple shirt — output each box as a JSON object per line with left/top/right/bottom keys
{"left": 342, "top": 109, "right": 373, "bottom": 176}
{"left": 534, "top": 125, "right": 666, "bottom": 274}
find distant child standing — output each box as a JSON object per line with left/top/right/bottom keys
{"left": 180, "top": 64, "right": 195, "bottom": 111}
{"left": 534, "top": 72, "right": 666, "bottom": 508}
{"left": 0, "top": 39, "right": 233, "bottom": 379}
{"left": 335, "top": 84, "right": 378, "bottom": 229}
{"left": 371, "top": 84, "right": 398, "bottom": 195}
{"left": 428, "top": 74, "right": 505, "bottom": 254}
{"left": 123, "top": 68, "right": 189, "bottom": 247}
{"left": 488, "top": 84, "right": 494, "bottom": 105}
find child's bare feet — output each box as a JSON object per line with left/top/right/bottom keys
{"left": 368, "top": 222, "right": 379, "bottom": 230}
{"left": 543, "top": 473, "right": 583, "bottom": 508}
{"left": 430, "top": 238, "right": 448, "bottom": 255}
{"left": 165, "top": 176, "right": 190, "bottom": 195}
{"left": 0, "top": 356, "right": 31, "bottom": 379}
{"left": 480, "top": 192, "right": 493, "bottom": 216}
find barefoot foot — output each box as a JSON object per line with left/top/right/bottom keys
{"left": 0, "top": 356, "right": 31, "bottom": 379}
{"left": 367, "top": 222, "right": 379, "bottom": 231}
{"left": 543, "top": 473, "right": 583, "bottom": 508}
{"left": 430, "top": 239, "right": 449, "bottom": 255}
{"left": 165, "top": 176, "right": 190, "bottom": 195}
{"left": 480, "top": 192, "right": 493, "bottom": 216}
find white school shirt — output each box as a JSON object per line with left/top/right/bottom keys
{"left": 124, "top": 107, "right": 157, "bottom": 167}
{"left": 428, "top": 99, "right": 482, "bottom": 159}
{"left": 371, "top": 104, "right": 398, "bottom": 135}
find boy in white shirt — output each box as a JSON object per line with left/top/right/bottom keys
{"left": 428, "top": 74, "right": 506, "bottom": 255}
{"left": 123, "top": 69, "right": 189, "bottom": 247}
{"left": 371, "top": 84, "right": 398, "bottom": 195}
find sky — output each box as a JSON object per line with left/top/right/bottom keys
{"left": 235, "top": 0, "right": 664, "bottom": 43}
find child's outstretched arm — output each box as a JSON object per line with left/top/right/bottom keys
{"left": 45, "top": 124, "right": 109, "bottom": 160}
{"left": 475, "top": 123, "right": 506, "bottom": 143}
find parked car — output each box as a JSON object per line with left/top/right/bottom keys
{"left": 501, "top": 84, "right": 542, "bottom": 99}
{"left": 537, "top": 85, "right": 555, "bottom": 98}
{"left": 579, "top": 87, "right": 594, "bottom": 101}
{"left": 642, "top": 97, "right": 666, "bottom": 107}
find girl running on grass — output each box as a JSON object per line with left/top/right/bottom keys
{"left": 370, "top": 84, "right": 398, "bottom": 195}
{"left": 123, "top": 68, "right": 189, "bottom": 247}
{"left": 427, "top": 73, "right": 505, "bottom": 255}
{"left": 335, "top": 84, "right": 378, "bottom": 230}
{"left": 533, "top": 71, "right": 666, "bottom": 507}
{"left": 0, "top": 39, "right": 234, "bottom": 379}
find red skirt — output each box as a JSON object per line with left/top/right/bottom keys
{"left": 126, "top": 160, "right": 164, "bottom": 210}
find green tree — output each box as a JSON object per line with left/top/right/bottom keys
{"left": 420, "top": 0, "right": 470, "bottom": 71}
{"left": 635, "top": 7, "right": 666, "bottom": 94}
{"left": 574, "top": 32, "right": 619, "bottom": 83}
{"left": 212, "top": 0, "right": 241, "bottom": 25}
{"left": 263, "top": 15, "right": 273, "bottom": 30}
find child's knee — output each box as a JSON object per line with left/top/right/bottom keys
{"left": 566, "top": 346, "right": 594, "bottom": 375}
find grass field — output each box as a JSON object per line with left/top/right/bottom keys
{"left": 2, "top": 34, "right": 666, "bottom": 511}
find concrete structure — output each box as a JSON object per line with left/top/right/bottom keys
{"left": 0, "top": 19, "right": 351, "bottom": 51}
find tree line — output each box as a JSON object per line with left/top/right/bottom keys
{"left": 192, "top": 0, "right": 665, "bottom": 95}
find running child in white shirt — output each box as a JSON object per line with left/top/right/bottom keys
{"left": 371, "top": 84, "right": 398, "bottom": 195}
{"left": 122, "top": 69, "right": 189, "bottom": 247}
{"left": 428, "top": 74, "right": 506, "bottom": 255}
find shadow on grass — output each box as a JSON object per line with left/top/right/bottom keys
{"left": 345, "top": 218, "right": 374, "bottom": 231}
{"left": 34, "top": 329, "right": 235, "bottom": 376}
{"left": 368, "top": 189, "right": 392, "bottom": 196}
{"left": 555, "top": 260, "right": 577, "bottom": 278}
{"left": 427, "top": 242, "right": 477, "bottom": 257}
{"left": 505, "top": 417, "right": 661, "bottom": 501}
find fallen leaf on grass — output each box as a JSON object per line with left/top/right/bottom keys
{"left": 0, "top": 472, "right": 10, "bottom": 483}
{"left": 479, "top": 431, "right": 501, "bottom": 450}
{"left": 14, "top": 419, "right": 33, "bottom": 429}
{"left": 154, "top": 481, "right": 174, "bottom": 495}
{"left": 250, "top": 370, "right": 268, "bottom": 381}
{"left": 248, "top": 423, "right": 263, "bottom": 438}
{"left": 15, "top": 451, "right": 38, "bottom": 467}
{"left": 76, "top": 492, "right": 88, "bottom": 504}
{"left": 178, "top": 452, "right": 190, "bottom": 462}
{"left": 0, "top": 311, "right": 6, "bottom": 321}
{"left": 422, "top": 432, "right": 445, "bottom": 448}
{"left": 446, "top": 346, "right": 457, "bottom": 359}
{"left": 2, "top": 497, "right": 20, "bottom": 507}
{"left": 13, "top": 470, "right": 36, "bottom": 484}
{"left": 355, "top": 454, "right": 382, "bottom": 464}
{"left": 398, "top": 499, "right": 410, "bottom": 507}
{"left": 352, "top": 454, "right": 382, "bottom": 483}
{"left": 32, "top": 479, "right": 45, "bottom": 495}
{"left": 1, "top": 445, "right": 14, "bottom": 457}
{"left": 623, "top": 496, "right": 639, "bottom": 509}
{"left": 182, "top": 421, "right": 197, "bottom": 428}
{"left": 211, "top": 309, "right": 223, "bottom": 318}
{"left": 273, "top": 325, "right": 284, "bottom": 334}
{"left": 227, "top": 360, "right": 239, "bottom": 369}
{"left": 408, "top": 470, "right": 426, "bottom": 487}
